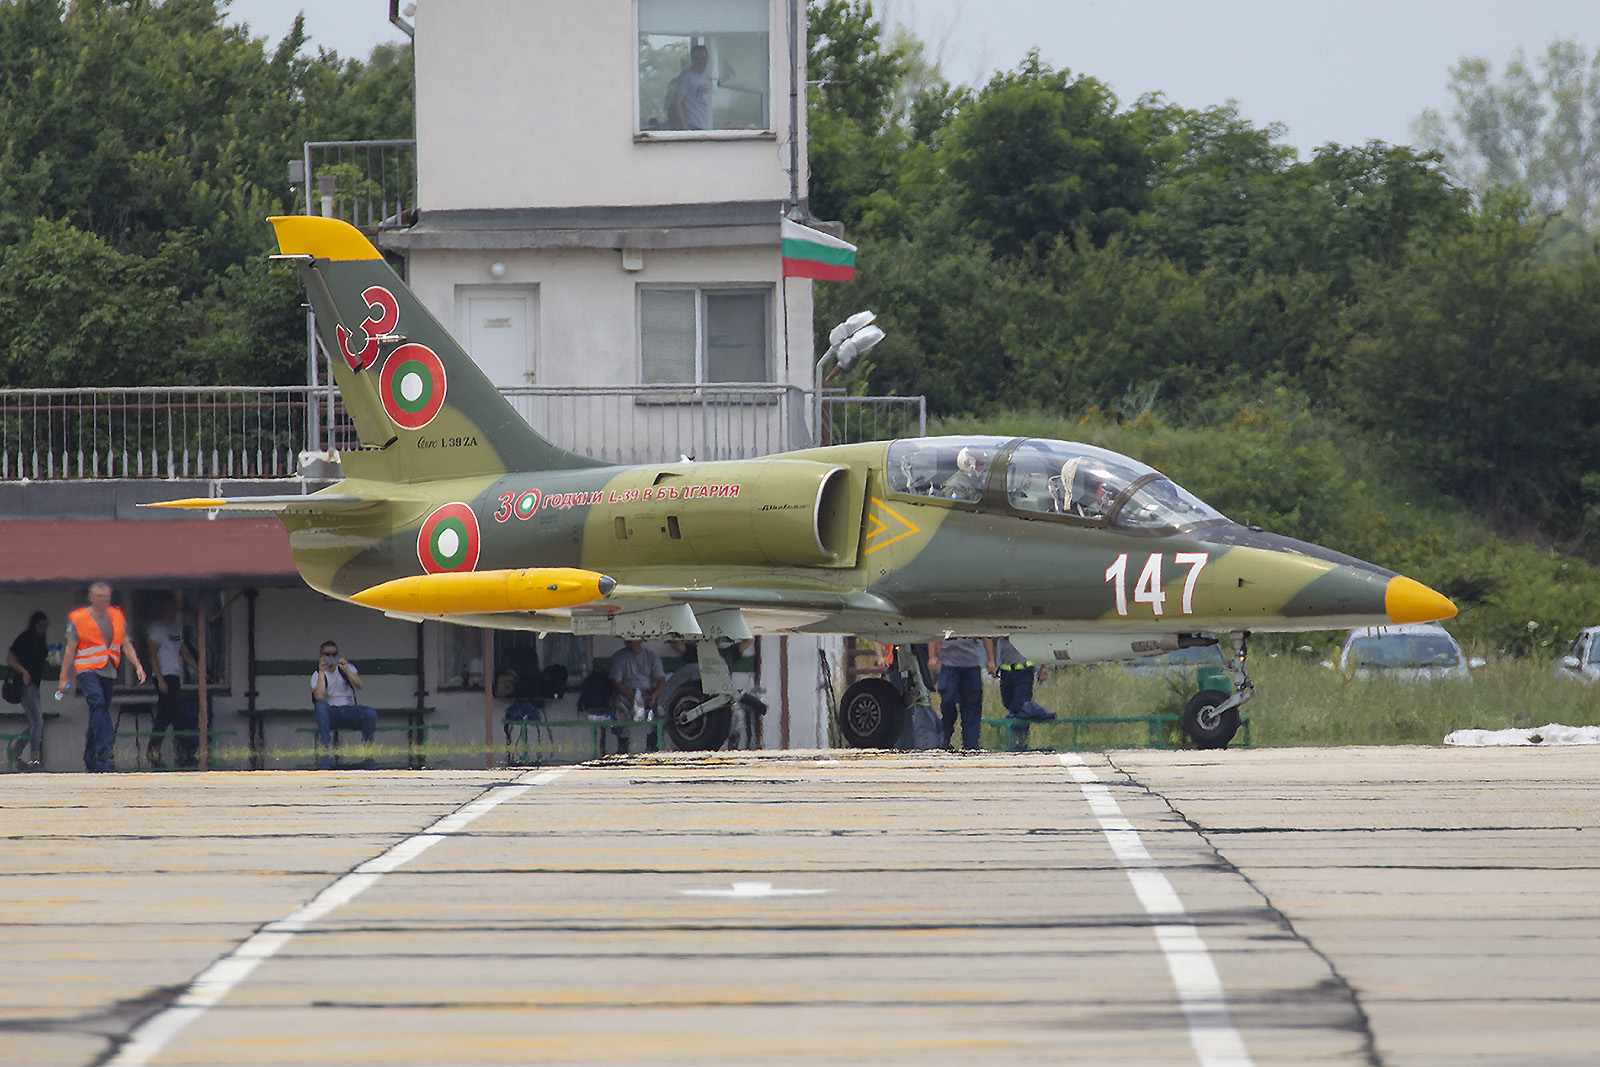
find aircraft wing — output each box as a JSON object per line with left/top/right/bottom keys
{"left": 557, "top": 584, "right": 899, "bottom": 639}
{"left": 606, "top": 584, "right": 897, "bottom": 613}
{"left": 352, "top": 579, "right": 900, "bottom": 637}
{"left": 144, "top": 494, "right": 382, "bottom": 514}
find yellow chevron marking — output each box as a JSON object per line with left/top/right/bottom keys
{"left": 864, "top": 497, "right": 920, "bottom": 555}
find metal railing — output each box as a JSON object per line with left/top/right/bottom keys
{"left": 821, "top": 393, "right": 927, "bottom": 446}
{"left": 0, "top": 386, "right": 925, "bottom": 481}
{"left": 503, "top": 384, "right": 811, "bottom": 463}
{"left": 0, "top": 388, "right": 313, "bottom": 481}
{"left": 303, "top": 140, "right": 418, "bottom": 232}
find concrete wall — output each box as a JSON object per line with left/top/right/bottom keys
{"left": 413, "top": 0, "right": 802, "bottom": 211}
{"left": 405, "top": 244, "right": 812, "bottom": 390}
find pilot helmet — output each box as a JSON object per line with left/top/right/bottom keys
{"left": 957, "top": 446, "right": 990, "bottom": 476}
{"left": 1084, "top": 468, "right": 1116, "bottom": 508}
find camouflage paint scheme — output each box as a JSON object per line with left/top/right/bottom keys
{"left": 152, "top": 217, "right": 1454, "bottom": 661}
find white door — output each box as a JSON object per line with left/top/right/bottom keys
{"left": 455, "top": 287, "right": 537, "bottom": 389}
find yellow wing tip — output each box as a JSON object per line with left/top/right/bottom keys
{"left": 142, "top": 498, "right": 227, "bottom": 509}
{"left": 268, "top": 216, "right": 383, "bottom": 261}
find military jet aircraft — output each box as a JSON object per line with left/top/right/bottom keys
{"left": 152, "top": 216, "right": 1456, "bottom": 751}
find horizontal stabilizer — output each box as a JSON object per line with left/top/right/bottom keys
{"left": 351, "top": 568, "right": 617, "bottom": 615}
{"left": 142, "top": 494, "right": 379, "bottom": 513}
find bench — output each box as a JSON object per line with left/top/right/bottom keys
{"left": 248, "top": 657, "right": 431, "bottom": 768}
{"left": 504, "top": 715, "right": 664, "bottom": 765}
{"left": 982, "top": 714, "right": 1252, "bottom": 751}
{"left": 291, "top": 717, "right": 449, "bottom": 769}
{"left": 1, "top": 730, "right": 32, "bottom": 769}
{"left": 239, "top": 707, "right": 441, "bottom": 769}
{"left": 114, "top": 729, "right": 240, "bottom": 770}
{"left": 2, "top": 708, "right": 61, "bottom": 770}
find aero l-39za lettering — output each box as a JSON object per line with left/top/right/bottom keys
{"left": 151, "top": 217, "right": 1456, "bottom": 751}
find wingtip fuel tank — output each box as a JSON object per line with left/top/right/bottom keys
{"left": 350, "top": 568, "right": 616, "bottom": 616}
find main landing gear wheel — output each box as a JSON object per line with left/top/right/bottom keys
{"left": 1182, "top": 690, "right": 1239, "bottom": 750}
{"left": 837, "top": 677, "right": 905, "bottom": 748}
{"left": 662, "top": 681, "right": 732, "bottom": 751}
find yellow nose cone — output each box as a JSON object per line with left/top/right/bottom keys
{"left": 1385, "top": 575, "right": 1457, "bottom": 625}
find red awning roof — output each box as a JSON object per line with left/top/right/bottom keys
{"left": 0, "top": 518, "right": 302, "bottom": 589}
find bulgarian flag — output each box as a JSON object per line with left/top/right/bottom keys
{"left": 781, "top": 218, "right": 856, "bottom": 281}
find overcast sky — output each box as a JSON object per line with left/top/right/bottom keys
{"left": 225, "top": 0, "right": 1598, "bottom": 156}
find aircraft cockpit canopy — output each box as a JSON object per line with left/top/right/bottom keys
{"left": 886, "top": 436, "right": 1011, "bottom": 503}
{"left": 887, "top": 436, "right": 1228, "bottom": 532}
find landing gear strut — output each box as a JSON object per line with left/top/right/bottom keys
{"left": 661, "top": 644, "right": 735, "bottom": 751}
{"left": 1182, "top": 630, "right": 1255, "bottom": 749}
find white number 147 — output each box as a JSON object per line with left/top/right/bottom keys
{"left": 1103, "top": 552, "right": 1208, "bottom": 616}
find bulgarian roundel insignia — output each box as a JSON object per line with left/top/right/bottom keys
{"left": 418, "top": 502, "right": 480, "bottom": 574}
{"left": 380, "top": 343, "right": 447, "bottom": 430}
{"left": 514, "top": 489, "right": 540, "bottom": 519}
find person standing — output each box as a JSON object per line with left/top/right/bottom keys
{"left": 146, "top": 595, "right": 199, "bottom": 768}
{"left": 59, "top": 582, "right": 146, "bottom": 773}
{"left": 310, "top": 640, "right": 377, "bottom": 770}
{"left": 668, "top": 43, "right": 714, "bottom": 130}
{"left": 995, "top": 636, "right": 1054, "bottom": 750}
{"left": 6, "top": 611, "right": 50, "bottom": 770}
{"left": 930, "top": 637, "right": 995, "bottom": 750}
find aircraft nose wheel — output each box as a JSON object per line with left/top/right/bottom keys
{"left": 1181, "top": 690, "right": 1240, "bottom": 749}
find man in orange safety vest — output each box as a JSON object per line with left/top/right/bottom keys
{"left": 59, "top": 581, "right": 146, "bottom": 772}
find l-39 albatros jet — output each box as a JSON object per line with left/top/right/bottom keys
{"left": 153, "top": 217, "right": 1456, "bottom": 751}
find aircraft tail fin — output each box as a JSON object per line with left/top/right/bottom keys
{"left": 269, "top": 216, "right": 603, "bottom": 482}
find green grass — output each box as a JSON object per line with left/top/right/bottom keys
{"left": 1244, "top": 654, "right": 1600, "bottom": 746}
{"left": 996, "top": 657, "right": 1600, "bottom": 748}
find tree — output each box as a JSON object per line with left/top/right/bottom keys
{"left": 943, "top": 53, "right": 1151, "bottom": 255}
{"left": 806, "top": 1, "right": 956, "bottom": 230}
{"left": 1134, "top": 101, "right": 1470, "bottom": 290}
{"left": 0, "top": 218, "right": 199, "bottom": 387}
{"left": 1341, "top": 190, "right": 1600, "bottom": 532}
{"left": 0, "top": 0, "right": 414, "bottom": 386}
{"left": 816, "top": 210, "right": 1013, "bottom": 413}
{"left": 1414, "top": 37, "right": 1600, "bottom": 231}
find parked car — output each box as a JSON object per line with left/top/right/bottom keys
{"left": 1336, "top": 623, "right": 1481, "bottom": 679}
{"left": 1554, "top": 625, "right": 1600, "bottom": 681}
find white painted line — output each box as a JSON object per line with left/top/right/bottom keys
{"left": 679, "top": 881, "right": 831, "bottom": 898}
{"left": 107, "top": 767, "right": 572, "bottom": 1066}
{"left": 1062, "top": 754, "right": 1253, "bottom": 1067}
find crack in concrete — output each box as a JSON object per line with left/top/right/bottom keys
{"left": 1105, "top": 753, "right": 1386, "bottom": 1067}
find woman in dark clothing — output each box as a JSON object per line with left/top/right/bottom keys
{"left": 7, "top": 611, "right": 50, "bottom": 770}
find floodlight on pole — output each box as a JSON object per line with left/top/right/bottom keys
{"left": 835, "top": 324, "right": 884, "bottom": 372}
{"left": 814, "top": 311, "right": 884, "bottom": 447}
{"left": 829, "top": 310, "right": 876, "bottom": 348}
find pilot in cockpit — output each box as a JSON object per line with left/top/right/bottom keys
{"left": 942, "top": 446, "right": 990, "bottom": 502}
{"left": 1049, "top": 458, "right": 1115, "bottom": 518}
